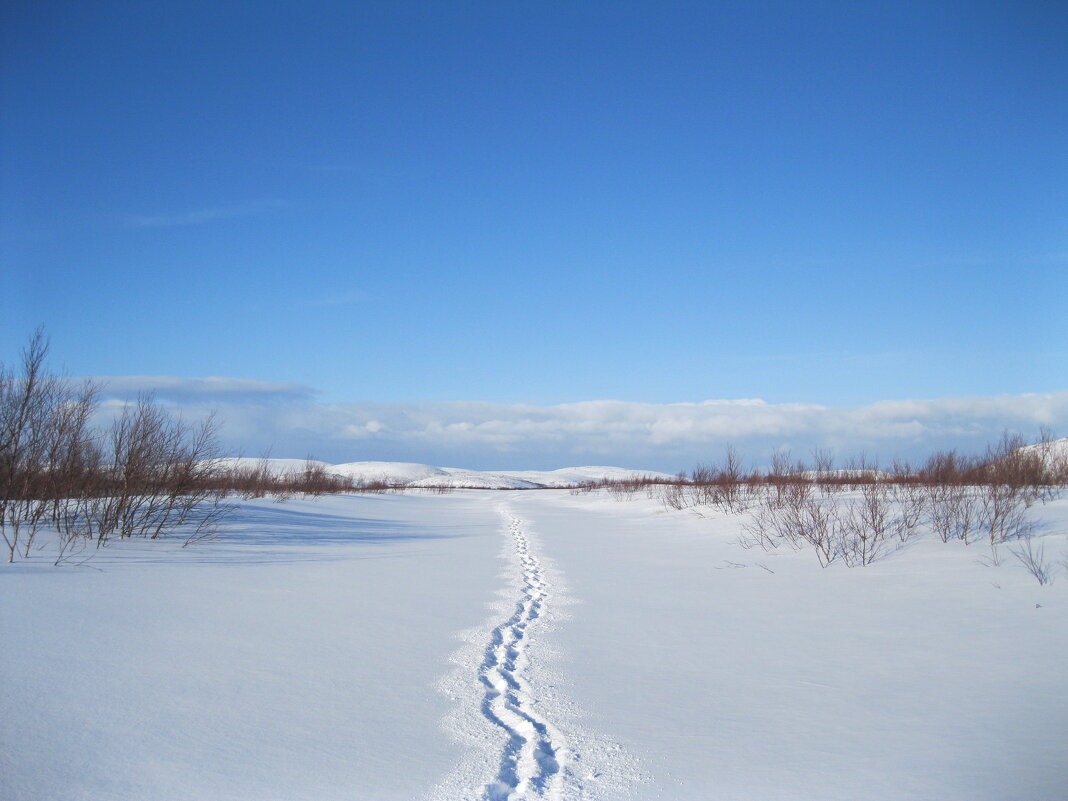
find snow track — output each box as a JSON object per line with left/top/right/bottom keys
{"left": 479, "top": 511, "right": 570, "bottom": 800}
{"left": 430, "top": 500, "right": 638, "bottom": 801}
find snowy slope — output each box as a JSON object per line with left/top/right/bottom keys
{"left": 490, "top": 465, "right": 676, "bottom": 486}
{"left": 407, "top": 471, "right": 545, "bottom": 489}
{"left": 210, "top": 456, "right": 333, "bottom": 475}
{"left": 4, "top": 490, "right": 1066, "bottom": 800}
{"left": 1019, "top": 436, "right": 1068, "bottom": 467}
{"left": 205, "top": 457, "right": 675, "bottom": 488}
{"left": 409, "top": 465, "right": 674, "bottom": 489}
{"left": 328, "top": 460, "right": 449, "bottom": 484}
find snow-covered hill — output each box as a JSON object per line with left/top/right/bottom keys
{"left": 207, "top": 458, "right": 674, "bottom": 489}
{"left": 407, "top": 471, "right": 545, "bottom": 490}
{"left": 1018, "top": 436, "right": 1068, "bottom": 467}
{"left": 210, "top": 457, "right": 333, "bottom": 476}
{"left": 328, "top": 461, "right": 450, "bottom": 484}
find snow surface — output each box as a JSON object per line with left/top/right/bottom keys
{"left": 329, "top": 460, "right": 450, "bottom": 483}
{"left": 490, "top": 466, "right": 679, "bottom": 487}
{"left": 407, "top": 471, "right": 545, "bottom": 490}
{"left": 206, "top": 458, "right": 674, "bottom": 489}
{"left": 3, "top": 489, "right": 1067, "bottom": 800}
{"left": 1019, "top": 436, "right": 1068, "bottom": 466}
{"left": 210, "top": 456, "right": 334, "bottom": 475}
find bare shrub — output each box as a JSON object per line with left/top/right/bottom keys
{"left": 737, "top": 506, "right": 773, "bottom": 551}
{"left": 231, "top": 453, "right": 277, "bottom": 498}
{"left": 419, "top": 484, "right": 455, "bottom": 495}
{"left": 591, "top": 433, "right": 1065, "bottom": 572}
{"left": 979, "top": 482, "right": 1034, "bottom": 545}
{"left": 606, "top": 478, "right": 644, "bottom": 500}
{"left": 1030, "top": 427, "right": 1067, "bottom": 499}
{"left": 839, "top": 483, "right": 892, "bottom": 567}
{"left": 1, "top": 330, "right": 241, "bottom": 562}
{"left": 741, "top": 481, "right": 838, "bottom": 566}
{"left": 811, "top": 447, "right": 840, "bottom": 495}
{"left": 1, "top": 332, "right": 105, "bottom": 561}
{"left": 53, "top": 519, "right": 91, "bottom": 566}
{"left": 659, "top": 482, "right": 688, "bottom": 510}
{"left": 773, "top": 482, "right": 811, "bottom": 550}
{"left": 719, "top": 445, "right": 749, "bottom": 513}
{"left": 843, "top": 453, "right": 880, "bottom": 491}
{"left": 793, "top": 493, "right": 840, "bottom": 567}
{"left": 924, "top": 484, "right": 980, "bottom": 543}
{"left": 917, "top": 448, "right": 977, "bottom": 486}
{"left": 73, "top": 397, "right": 233, "bottom": 547}
{"left": 181, "top": 498, "right": 233, "bottom": 547}
{"left": 975, "top": 435, "right": 1039, "bottom": 545}
{"left": 1008, "top": 534, "right": 1055, "bottom": 585}
{"left": 294, "top": 458, "right": 359, "bottom": 496}
{"left": 888, "top": 463, "right": 926, "bottom": 543}
{"left": 208, "top": 458, "right": 401, "bottom": 498}
{"left": 739, "top": 485, "right": 804, "bottom": 552}
{"left": 0, "top": 329, "right": 56, "bottom": 560}
{"left": 988, "top": 432, "right": 1047, "bottom": 503}
{"left": 690, "top": 445, "right": 752, "bottom": 514}
{"left": 766, "top": 449, "right": 794, "bottom": 506}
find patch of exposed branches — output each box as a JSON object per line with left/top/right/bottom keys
{"left": 585, "top": 435, "right": 1067, "bottom": 572}
{"left": 1, "top": 331, "right": 394, "bottom": 565}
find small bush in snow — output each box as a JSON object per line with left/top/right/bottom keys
{"left": 1009, "top": 534, "right": 1055, "bottom": 585}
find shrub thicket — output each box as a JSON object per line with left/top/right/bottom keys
{"left": 0, "top": 331, "right": 394, "bottom": 563}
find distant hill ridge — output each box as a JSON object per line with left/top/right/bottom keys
{"left": 1019, "top": 436, "right": 1068, "bottom": 465}
{"left": 208, "top": 438, "right": 1068, "bottom": 489}
{"left": 208, "top": 458, "right": 674, "bottom": 489}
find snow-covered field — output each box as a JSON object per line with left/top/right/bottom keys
{"left": 2, "top": 488, "right": 1067, "bottom": 800}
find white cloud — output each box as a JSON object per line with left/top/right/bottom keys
{"left": 93, "top": 387, "right": 1068, "bottom": 471}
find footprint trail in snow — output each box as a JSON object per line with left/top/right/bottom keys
{"left": 429, "top": 503, "right": 642, "bottom": 801}
{"left": 478, "top": 511, "right": 569, "bottom": 800}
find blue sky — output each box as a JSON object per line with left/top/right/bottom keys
{"left": 3, "top": 1, "right": 1067, "bottom": 467}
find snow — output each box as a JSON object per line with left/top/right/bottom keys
{"left": 489, "top": 465, "right": 677, "bottom": 487}
{"left": 1, "top": 494, "right": 504, "bottom": 801}
{"left": 1019, "top": 436, "right": 1068, "bottom": 466}
{"left": 3, "top": 488, "right": 1067, "bottom": 800}
{"left": 210, "top": 456, "right": 333, "bottom": 475}
{"left": 797, "top": 468, "right": 892, "bottom": 480}
{"left": 328, "top": 460, "right": 450, "bottom": 483}
{"left": 203, "top": 458, "right": 675, "bottom": 488}
{"left": 408, "top": 471, "right": 545, "bottom": 490}
{"left": 409, "top": 465, "right": 675, "bottom": 489}
{"left": 505, "top": 491, "right": 1068, "bottom": 801}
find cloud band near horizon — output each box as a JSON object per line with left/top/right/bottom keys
{"left": 88, "top": 377, "right": 1068, "bottom": 472}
